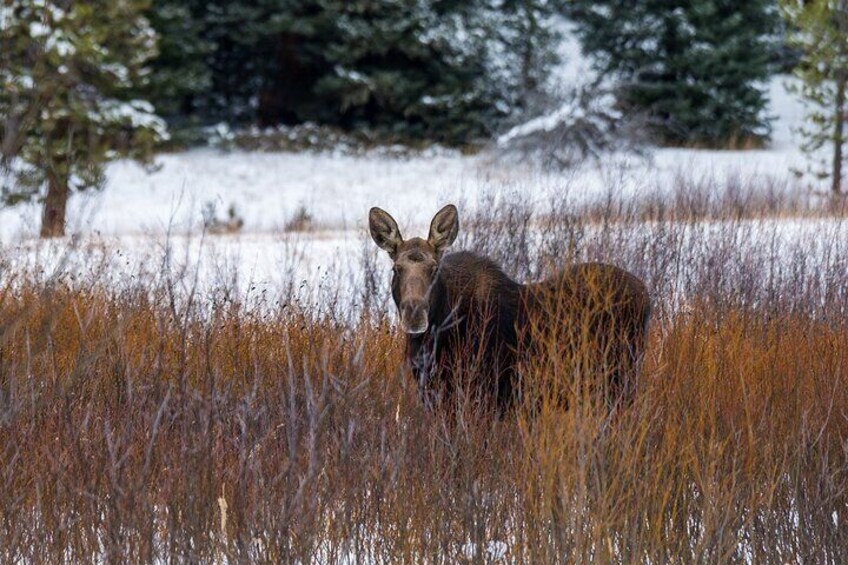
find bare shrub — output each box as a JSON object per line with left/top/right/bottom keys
{"left": 1, "top": 191, "right": 848, "bottom": 562}
{"left": 284, "top": 204, "right": 314, "bottom": 233}
{"left": 203, "top": 201, "right": 245, "bottom": 235}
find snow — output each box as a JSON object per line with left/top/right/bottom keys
{"left": 768, "top": 77, "right": 807, "bottom": 150}
{"left": 548, "top": 18, "right": 597, "bottom": 87}
{"left": 29, "top": 21, "right": 50, "bottom": 38}
{"left": 45, "top": 33, "right": 75, "bottom": 57}
{"left": 0, "top": 66, "right": 819, "bottom": 243}
{"left": 0, "top": 72, "right": 828, "bottom": 302}
{"left": 0, "top": 7, "right": 13, "bottom": 30}
{"left": 334, "top": 65, "right": 370, "bottom": 84}
{"left": 0, "top": 135, "right": 811, "bottom": 245}
{"left": 497, "top": 90, "right": 619, "bottom": 145}
{"left": 92, "top": 99, "right": 169, "bottom": 139}
{"left": 102, "top": 62, "right": 131, "bottom": 85}
{"left": 15, "top": 74, "right": 35, "bottom": 89}
{"left": 462, "top": 540, "right": 508, "bottom": 561}
{"left": 0, "top": 23, "right": 837, "bottom": 310}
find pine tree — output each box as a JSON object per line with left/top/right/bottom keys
{"left": 148, "top": 0, "right": 539, "bottom": 145}
{"left": 196, "top": 0, "right": 275, "bottom": 125}
{"left": 143, "top": 0, "right": 212, "bottom": 140}
{"left": 781, "top": 0, "right": 848, "bottom": 194}
{"left": 147, "top": 0, "right": 325, "bottom": 129}
{"left": 280, "top": 0, "right": 512, "bottom": 144}
{"left": 497, "top": 0, "right": 561, "bottom": 111}
{"left": 139, "top": 0, "right": 564, "bottom": 145}
{"left": 0, "top": 0, "right": 167, "bottom": 237}
{"left": 568, "top": 1, "right": 781, "bottom": 147}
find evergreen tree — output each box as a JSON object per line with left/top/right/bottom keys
{"left": 196, "top": 0, "right": 277, "bottom": 125}
{"left": 497, "top": 0, "right": 561, "bottom": 110}
{"left": 279, "top": 0, "right": 511, "bottom": 144}
{"left": 568, "top": 1, "right": 781, "bottom": 147}
{"left": 143, "top": 0, "right": 212, "bottom": 140}
{"left": 146, "top": 0, "right": 549, "bottom": 145}
{"left": 781, "top": 0, "right": 848, "bottom": 194}
{"left": 146, "top": 0, "right": 329, "bottom": 129}
{"left": 0, "top": 0, "right": 167, "bottom": 237}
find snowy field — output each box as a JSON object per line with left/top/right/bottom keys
{"left": 0, "top": 70, "right": 837, "bottom": 304}
{"left": 0, "top": 76, "right": 815, "bottom": 240}
{"left": 1, "top": 14, "right": 835, "bottom": 303}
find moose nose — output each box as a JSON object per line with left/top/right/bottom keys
{"left": 400, "top": 301, "right": 429, "bottom": 335}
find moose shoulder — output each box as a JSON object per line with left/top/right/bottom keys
{"left": 369, "top": 204, "right": 652, "bottom": 412}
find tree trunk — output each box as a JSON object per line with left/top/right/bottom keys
{"left": 833, "top": 76, "right": 846, "bottom": 195}
{"left": 40, "top": 172, "right": 68, "bottom": 238}
{"left": 520, "top": 0, "right": 539, "bottom": 105}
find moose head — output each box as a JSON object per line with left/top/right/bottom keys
{"left": 368, "top": 204, "right": 459, "bottom": 334}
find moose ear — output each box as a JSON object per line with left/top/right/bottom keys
{"left": 369, "top": 207, "right": 403, "bottom": 257}
{"left": 428, "top": 204, "right": 459, "bottom": 255}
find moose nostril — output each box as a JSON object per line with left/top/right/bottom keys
{"left": 401, "top": 302, "right": 413, "bottom": 318}
{"left": 401, "top": 302, "right": 428, "bottom": 333}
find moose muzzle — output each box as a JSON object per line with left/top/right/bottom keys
{"left": 400, "top": 300, "right": 429, "bottom": 335}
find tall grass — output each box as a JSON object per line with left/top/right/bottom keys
{"left": 1, "top": 187, "right": 847, "bottom": 563}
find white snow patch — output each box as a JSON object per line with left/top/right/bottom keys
{"left": 497, "top": 91, "right": 619, "bottom": 146}
{"left": 462, "top": 540, "right": 508, "bottom": 561}
{"left": 0, "top": 63, "right": 823, "bottom": 244}
{"left": 548, "top": 17, "right": 597, "bottom": 88}
{"left": 29, "top": 21, "right": 50, "bottom": 38}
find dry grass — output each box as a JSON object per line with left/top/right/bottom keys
{"left": 1, "top": 189, "right": 848, "bottom": 563}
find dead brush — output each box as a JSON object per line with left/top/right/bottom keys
{"left": 1, "top": 187, "right": 848, "bottom": 562}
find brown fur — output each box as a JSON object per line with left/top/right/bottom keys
{"left": 369, "top": 205, "right": 651, "bottom": 413}
{"left": 407, "top": 251, "right": 652, "bottom": 412}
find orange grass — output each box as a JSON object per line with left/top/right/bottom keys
{"left": 2, "top": 185, "right": 848, "bottom": 562}
{"left": 0, "top": 275, "right": 846, "bottom": 562}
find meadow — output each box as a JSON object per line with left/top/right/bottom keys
{"left": 1, "top": 181, "right": 847, "bottom": 563}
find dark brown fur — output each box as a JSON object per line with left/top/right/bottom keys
{"left": 369, "top": 204, "right": 651, "bottom": 413}
{"left": 407, "top": 251, "right": 652, "bottom": 412}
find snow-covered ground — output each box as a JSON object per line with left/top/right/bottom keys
{"left": 0, "top": 61, "right": 822, "bottom": 240}
{"left": 0, "top": 74, "right": 815, "bottom": 242}
{"left": 0, "top": 22, "right": 834, "bottom": 303}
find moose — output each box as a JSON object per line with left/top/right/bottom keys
{"left": 369, "top": 204, "right": 652, "bottom": 413}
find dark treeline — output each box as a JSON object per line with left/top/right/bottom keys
{"left": 143, "top": 1, "right": 788, "bottom": 148}
{"left": 145, "top": 0, "right": 561, "bottom": 146}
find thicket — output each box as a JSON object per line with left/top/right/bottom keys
{"left": 1, "top": 186, "right": 846, "bottom": 562}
